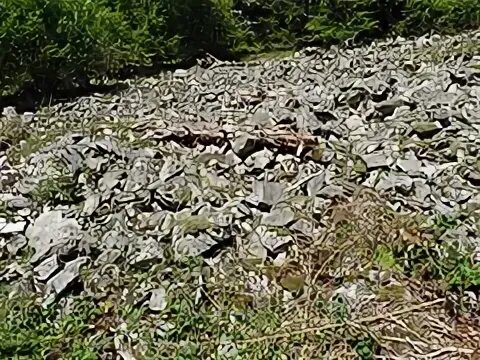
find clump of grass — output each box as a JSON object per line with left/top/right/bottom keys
{"left": 0, "top": 287, "right": 101, "bottom": 359}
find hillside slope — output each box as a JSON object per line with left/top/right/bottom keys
{"left": 1, "top": 30, "right": 480, "bottom": 358}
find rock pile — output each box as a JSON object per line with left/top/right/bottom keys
{"left": 1, "top": 30, "right": 480, "bottom": 304}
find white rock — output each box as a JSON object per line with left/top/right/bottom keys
{"left": 149, "top": 287, "right": 168, "bottom": 311}
{"left": 0, "top": 218, "right": 26, "bottom": 234}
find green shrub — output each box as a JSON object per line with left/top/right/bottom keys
{"left": 231, "top": 0, "right": 306, "bottom": 51}
{"left": 396, "top": 0, "right": 480, "bottom": 35}
{"left": 0, "top": 288, "right": 101, "bottom": 359}
{"left": 305, "top": 0, "right": 382, "bottom": 44}
{"left": 0, "top": 0, "right": 148, "bottom": 96}
{"left": 103, "top": 0, "right": 180, "bottom": 63}
{"left": 162, "top": 0, "right": 241, "bottom": 60}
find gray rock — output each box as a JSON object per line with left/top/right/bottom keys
{"left": 306, "top": 172, "right": 326, "bottom": 196}
{"left": 261, "top": 205, "right": 295, "bottom": 226}
{"left": 95, "top": 249, "right": 122, "bottom": 265}
{"left": 291, "top": 219, "right": 317, "bottom": 236}
{"left": 318, "top": 184, "right": 347, "bottom": 199}
{"left": 0, "top": 218, "right": 26, "bottom": 234}
{"left": 249, "top": 109, "right": 273, "bottom": 127}
{"left": 375, "top": 173, "right": 413, "bottom": 192}
{"left": 45, "top": 257, "right": 88, "bottom": 295}
{"left": 375, "top": 97, "right": 410, "bottom": 116}
{"left": 360, "top": 152, "right": 394, "bottom": 169}
{"left": 249, "top": 180, "right": 286, "bottom": 207}
{"left": 3, "top": 195, "right": 32, "bottom": 209}
{"left": 238, "top": 230, "right": 267, "bottom": 260}
{"left": 343, "top": 115, "right": 364, "bottom": 131}
{"left": 397, "top": 151, "right": 422, "bottom": 175}
{"left": 0, "top": 262, "right": 26, "bottom": 282}
{"left": 101, "top": 229, "right": 130, "bottom": 250}
{"left": 6, "top": 234, "right": 27, "bottom": 254}
{"left": 149, "top": 287, "right": 168, "bottom": 311}
{"left": 258, "top": 227, "right": 294, "bottom": 253}
{"left": 100, "top": 170, "right": 126, "bottom": 190}
{"left": 245, "top": 149, "right": 274, "bottom": 170}
{"left": 82, "top": 193, "right": 101, "bottom": 216}
{"left": 26, "top": 211, "right": 81, "bottom": 263}
{"left": 17, "top": 208, "right": 31, "bottom": 217}
{"left": 129, "top": 236, "right": 166, "bottom": 265}
{"left": 413, "top": 180, "right": 432, "bottom": 202}
{"left": 411, "top": 121, "right": 443, "bottom": 136}
{"left": 231, "top": 133, "right": 257, "bottom": 158}
{"left": 35, "top": 255, "right": 59, "bottom": 281}
{"left": 172, "top": 232, "right": 217, "bottom": 257}
{"left": 465, "top": 170, "right": 480, "bottom": 186}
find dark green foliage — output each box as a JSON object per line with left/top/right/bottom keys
{"left": 0, "top": 0, "right": 147, "bottom": 96}
{"left": 1, "top": 0, "right": 480, "bottom": 96}
{"left": 395, "top": 0, "right": 480, "bottom": 35}
{"left": 231, "top": 0, "right": 306, "bottom": 51}
{"left": 304, "top": 0, "right": 382, "bottom": 44}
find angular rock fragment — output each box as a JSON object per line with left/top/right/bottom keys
{"left": 45, "top": 257, "right": 89, "bottom": 295}
{"left": 375, "top": 97, "right": 410, "bottom": 116}
{"left": 465, "top": 170, "right": 480, "bottom": 186}
{"left": 396, "top": 151, "right": 422, "bottom": 175}
{"left": 95, "top": 249, "right": 122, "bottom": 265}
{"left": 261, "top": 205, "right": 295, "bottom": 226}
{"left": 0, "top": 262, "right": 27, "bottom": 282}
{"left": 35, "top": 255, "right": 59, "bottom": 281}
{"left": 375, "top": 173, "right": 413, "bottom": 193}
{"left": 101, "top": 229, "right": 131, "bottom": 250}
{"left": 245, "top": 149, "right": 275, "bottom": 170}
{"left": 413, "top": 180, "right": 432, "bottom": 203}
{"left": 248, "top": 109, "right": 273, "bottom": 128}
{"left": 0, "top": 218, "right": 26, "bottom": 234}
{"left": 360, "top": 152, "right": 394, "bottom": 169}
{"left": 238, "top": 230, "right": 267, "bottom": 260}
{"left": 291, "top": 219, "right": 317, "bottom": 236}
{"left": 411, "top": 121, "right": 443, "bottom": 137}
{"left": 6, "top": 234, "right": 27, "bottom": 254}
{"left": 172, "top": 230, "right": 217, "bottom": 257}
{"left": 3, "top": 195, "right": 31, "bottom": 209}
{"left": 231, "top": 133, "right": 258, "bottom": 159}
{"left": 248, "top": 180, "right": 286, "bottom": 207}
{"left": 258, "top": 227, "right": 293, "bottom": 253}
{"left": 26, "top": 211, "right": 81, "bottom": 263}
{"left": 82, "top": 193, "right": 101, "bottom": 216}
{"left": 100, "top": 170, "right": 126, "bottom": 190}
{"left": 306, "top": 172, "right": 326, "bottom": 196}
{"left": 149, "top": 287, "right": 168, "bottom": 311}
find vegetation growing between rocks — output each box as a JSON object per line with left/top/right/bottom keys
{"left": 2, "top": 0, "right": 480, "bottom": 97}
{"left": 1, "top": 193, "right": 479, "bottom": 358}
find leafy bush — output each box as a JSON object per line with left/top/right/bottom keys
{"left": 0, "top": 0, "right": 148, "bottom": 96}
{"left": 395, "top": 0, "right": 480, "bottom": 35}
{"left": 231, "top": 0, "right": 306, "bottom": 51}
{"left": 305, "top": 0, "right": 382, "bottom": 44}
{"left": 163, "top": 0, "right": 243, "bottom": 60}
